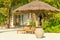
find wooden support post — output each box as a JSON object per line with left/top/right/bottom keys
{"left": 33, "top": 13, "right": 38, "bottom": 27}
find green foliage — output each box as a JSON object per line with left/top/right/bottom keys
{"left": 12, "top": 0, "right": 29, "bottom": 9}
{"left": 0, "top": 2, "right": 4, "bottom": 8}
{"left": 42, "top": 21, "right": 50, "bottom": 28}
{"left": 44, "top": 25, "right": 60, "bottom": 33}
{"left": 42, "top": 14, "right": 60, "bottom": 33}
{"left": 0, "top": 0, "right": 60, "bottom": 32}
{"left": 0, "top": 13, "right": 7, "bottom": 24}
{"left": 29, "top": 21, "right": 35, "bottom": 26}
{"left": 41, "top": 0, "right": 60, "bottom": 9}
{"left": 0, "top": 0, "right": 11, "bottom": 26}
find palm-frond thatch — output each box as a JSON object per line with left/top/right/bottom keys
{"left": 13, "top": 1, "right": 60, "bottom": 13}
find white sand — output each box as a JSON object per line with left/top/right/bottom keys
{"left": 0, "top": 31, "right": 60, "bottom": 40}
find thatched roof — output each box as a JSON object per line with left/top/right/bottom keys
{"left": 13, "top": 1, "right": 60, "bottom": 13}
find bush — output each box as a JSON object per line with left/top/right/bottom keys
{"left": 42, "top": 17, "right": 60, "bottom": 33}
{"left": 29, "top": 21, "right": 35, "bottom": 26}
{"left": 0, "top": 13, "right": 7, "bottom": 26}
{"left": 44, "top": 25, "right": 60, "bottom": 33}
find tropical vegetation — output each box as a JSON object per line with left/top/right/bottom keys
{"left": 0, "top": 0, "right": 60, "bottom": 32}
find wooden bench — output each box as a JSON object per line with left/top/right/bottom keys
{"left": 17, "top": 26, "right": 35, "bottom": 34}
{"left": 17, "top": 29, "right": 26, "bottom": 34}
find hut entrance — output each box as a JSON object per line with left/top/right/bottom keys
{"left": 38, "top": 14, "right": 42, "bottom": 26}
{"left": 38, "top": 12, "right": 47, "bottom": 27}
{"left": 38, "top": 13, "right": 45, "bottom": 26}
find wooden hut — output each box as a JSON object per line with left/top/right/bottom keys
{"left": 10, "top": 0, "right": 60, "bottom": 28}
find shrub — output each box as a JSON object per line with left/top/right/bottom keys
{"left": 29, "top": 21, "right": 35, "bottom": 26}
{"left": 42, "top": 17, "right": 60, "bottom": 33}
